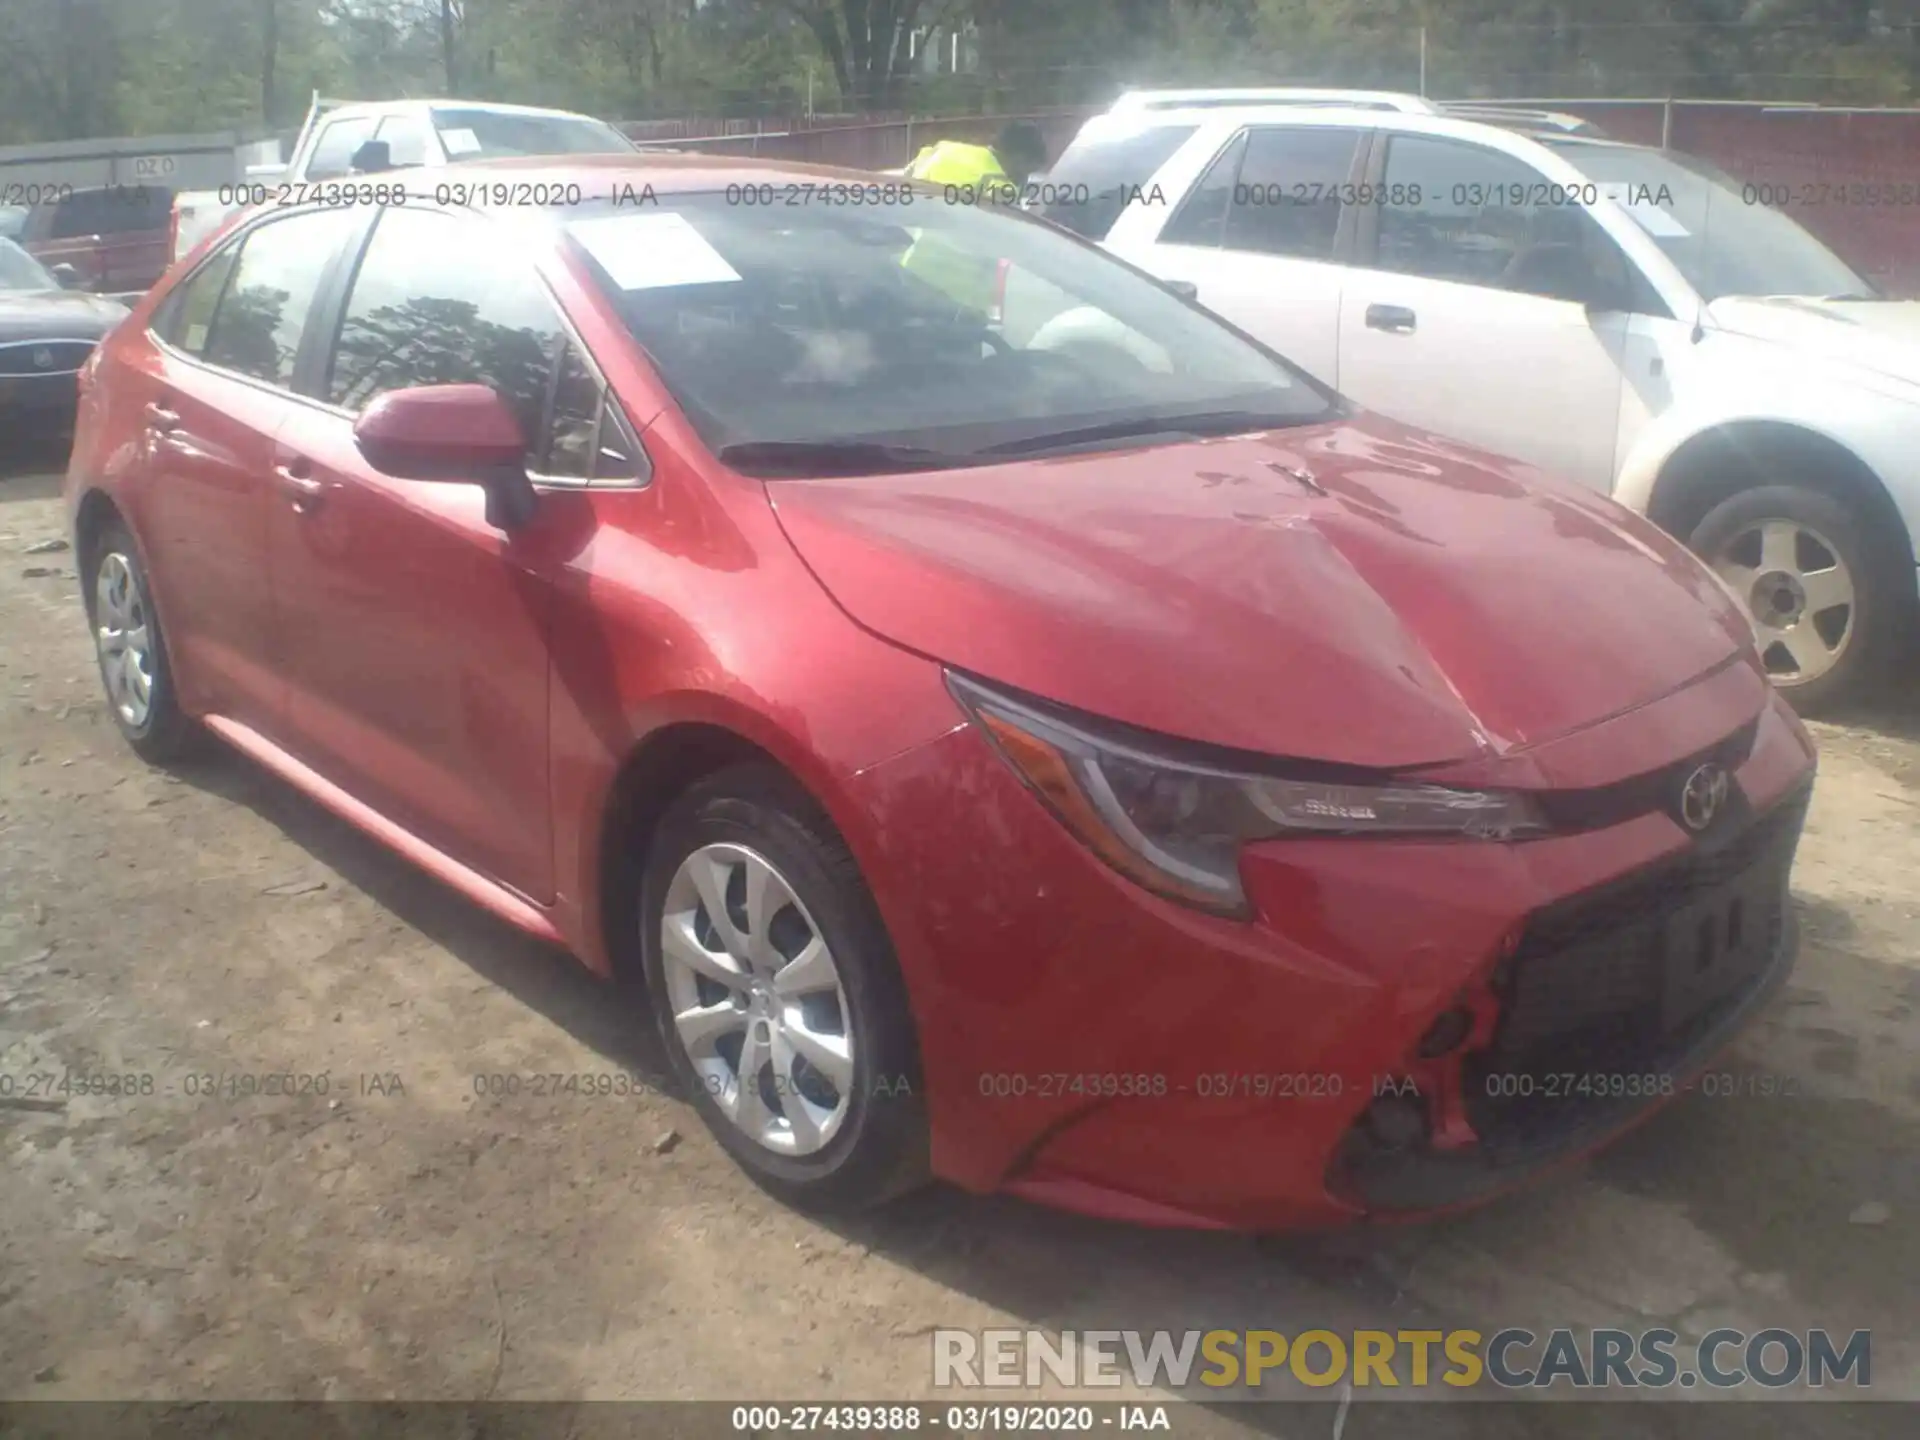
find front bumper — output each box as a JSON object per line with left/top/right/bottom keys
{"left": 848, "top": 664, "right": 1817, "bottom": 1231}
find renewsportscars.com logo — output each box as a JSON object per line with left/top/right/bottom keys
{"left": 932, "top": 1328, "right": 1872, "bottom": 1391}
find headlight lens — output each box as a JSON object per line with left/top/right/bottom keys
{"left": 948, "top": 673, "right": 1549, "bottom": 917}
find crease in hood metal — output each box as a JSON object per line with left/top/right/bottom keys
{"left": 766, "top": 415, "right": 1744, "bottom": 770}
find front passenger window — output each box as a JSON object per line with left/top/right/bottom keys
{"left": 327, "top": 207, "right": 566, "bottom": 451}
{"left": 1373, "top": 135, "right": 1632, "bottom": 307}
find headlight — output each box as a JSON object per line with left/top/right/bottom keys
{"left": 947, "top": 673, "right": 1549, "bottom": 917}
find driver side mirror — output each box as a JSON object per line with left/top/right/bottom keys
{"left": 348, "top": 139, "right": 394, "bottom": 175}
{"left": 48, "top": 262, "right": 82, "bottom": 289}
{"left": 352, "top": 384, "right": 539, "bottom": 530}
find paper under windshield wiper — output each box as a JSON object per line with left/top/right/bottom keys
{"left": 975, "top": 410, "right": 1306, "bottom": 457}
{"left": 716, "top": 440, "right": 978, "bottom": 476}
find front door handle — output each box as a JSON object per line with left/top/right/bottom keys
{"left": 1365, "top": 303, "right": 1418, "bottom": 334}
{"left": 272, "top": 457, "right": 326, "bottom": 514}
{"left": 143, "top": 403, "right": 181, "bottom": 432}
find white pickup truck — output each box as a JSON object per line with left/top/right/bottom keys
{"left": 168, "top": 94, "right": 641, "bottom": 264}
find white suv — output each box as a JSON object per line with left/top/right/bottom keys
{"left": 1035, "top": 90, "right": 1920, "bottom": 711}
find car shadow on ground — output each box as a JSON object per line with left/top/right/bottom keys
{"left": 0, "top": 440, "right": 72, "bottom": 488}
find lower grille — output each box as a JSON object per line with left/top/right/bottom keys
{"left": 1464, "top": 783, "right": 1810, "bottom": 1146}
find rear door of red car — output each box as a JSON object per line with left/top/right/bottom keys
{"left": 268, "top": 204, "right": 583, "bottom": 904}
{"left": 127, "top": 206, "right": 367, "bottom": 733}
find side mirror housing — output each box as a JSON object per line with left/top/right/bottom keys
{"left": 353, "top": 384, "right": 538, "bottom": 530}
{"left": 48, "top": 262, "right": 82, "bottom": 289}
{"left": 348, "top": 139, "right": 394, "bottom": 175}
{"left": 1162, "top": 278, "right": 1199, "bottom": 303}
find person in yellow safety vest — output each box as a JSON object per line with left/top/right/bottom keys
{"left": 899, "top": 122, "right": 1050, "bottom": 316}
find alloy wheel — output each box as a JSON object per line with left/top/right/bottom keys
{"left": 1710, "top": 518, "right": 1856, "bottom": 686}
{"left": 95, "top": 551, "right": 155, "bottom": 728}
{"left": 658, "top": 842, "right": 854, "bottom": 1156}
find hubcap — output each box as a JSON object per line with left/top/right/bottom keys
{"left": 658, "top": 843, "right": 853, "bottom": 1156}
{"left": 1711, "top": 519, "right": 1855, "bottom": 686}
{"left": 94, "top": 551, "right": 155, "bottom": 728}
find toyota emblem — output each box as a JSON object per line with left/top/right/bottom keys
{"left": 32, "top": 347, "right": 53, "bottom": 370}
{"left": 1678, "top": 762, "right": 1730, "bottom": 832}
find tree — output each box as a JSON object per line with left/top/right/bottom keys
{"left": 772, "top": 0, "right": 934, "bottom": 108}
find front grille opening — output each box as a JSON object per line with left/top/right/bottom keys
{"left": 1461, "top": 785, "right": 1808, "bottom": 1151}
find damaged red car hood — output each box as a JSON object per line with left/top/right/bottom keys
{"left": 765, "top": 415, "right": 1748, "bottom": 770}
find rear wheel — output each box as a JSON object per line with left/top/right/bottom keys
{"left": 1689, "top": 484, "right": 1904, "bottom": 715}
{"left": 87, "top": 520, "right": 197, "bottom": 762}
{"left": 637, "top": 763, "right": 929, "bottom": 1212}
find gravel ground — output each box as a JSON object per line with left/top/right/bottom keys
{"left": 1, "top": 459, "right": 1913, "bottom": 1437}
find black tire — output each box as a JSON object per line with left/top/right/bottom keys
{"left": 637, "top": 762, "right": 930, "bottom": 1212}
{"left": 1688, "top": 484, "right": 1907, "bottom": 716}
{"left": 84, "top": 518, "right": 200, "bottom": 763}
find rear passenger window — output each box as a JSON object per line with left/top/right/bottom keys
{"left": 1159, "top": 133, "right": 1247, "bottom": 248}
{"left": 201, "top": 209, "right": 360, "bottom": 387}
{"left": 1035, "top": 123, "right": 1197, "bottom": 240}
{"left": 160, "top": 248, "right": 240, "bottom": 355}
{"left": 1220, "top": 127, "right": 1361, "bottom": 261}
{"left": 326, "top": 207, "right": 566, "bottom": 453}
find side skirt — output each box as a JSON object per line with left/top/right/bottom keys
{"left": 201, "top": 714, "right": 567, "bottom": 946}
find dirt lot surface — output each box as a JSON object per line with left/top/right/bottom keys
{"left": 1, "top": 461, "right": 1914, "bottom": 1437}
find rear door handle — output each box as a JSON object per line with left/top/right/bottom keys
{"left": 143, "top": 403, "right": 180, "bottom": 432}
{"left": 1364, "top": 304, "right": 1418, "bottom": 334}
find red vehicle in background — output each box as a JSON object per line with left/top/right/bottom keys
{"left": 62, "top": 156, "right": 1815, "bottom": 1230}
{"left": 21, "top": 183, "right": 175, "bottom": 295}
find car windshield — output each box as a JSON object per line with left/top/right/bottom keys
{"left": 563, "top": 190, "right": 1335, "bottom": 469}
{"left": 0, "top": 238, "right": 55, "bottom": 290}
{"left": 431, "top": 108, "right": 635, "bottom": 160}
{"left": 1546, "top": 140, "right": 1875, "bottom": 302}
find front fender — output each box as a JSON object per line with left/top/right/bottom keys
{"left": 1613, "top": 368, "right": 1920, "bottom": 563}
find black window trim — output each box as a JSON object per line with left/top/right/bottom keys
{"left": 306, "top": 200, "right": 652, "bottom": 492}
{"left": 1351, "top": 129, "right": 1673, "bottom": 318}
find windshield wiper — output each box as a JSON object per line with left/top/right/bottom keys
{"left": 715, "top": 439, "right": 979, "bottom": 477}
{"left": 975, "top": 409, "right": 1310, "bottom": 458}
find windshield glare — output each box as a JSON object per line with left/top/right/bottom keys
{"left": 0, "top": 238, "right": 55, "bottom": 291}
{"left": 565, "top": 191, "right": 1333, "bottom": 464}
{"left": 1549, "top": 141, "right": 1873, "bottom": 302}
{"left": 431, "top": 109, "right": 635, "bottom": 159}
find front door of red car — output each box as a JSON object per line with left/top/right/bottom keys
{"left": 129, "top": 207, "right": 366, "bottom": 732}
{"left": 268, "top": 206, "right": 564, "bottom": 904}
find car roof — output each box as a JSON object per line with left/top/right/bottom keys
{"left": 1072, "top": 101, "right": 1640, "bottom": 155}
{"left": 325, "top": 98, "right": 616, "bottom": 122}
{"left": 1109, "top": 88, "right": 1438, "bottom": 114}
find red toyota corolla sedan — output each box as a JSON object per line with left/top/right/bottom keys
{"left": 64, "top": 157, "right": 1816, "bottom": 1230}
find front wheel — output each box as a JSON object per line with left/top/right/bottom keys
{"left": 637, "top": 763, "right": 929, "bottom": 1212}
{"left": 1690, "top": 484, "right": 1905, "bottom": 715}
